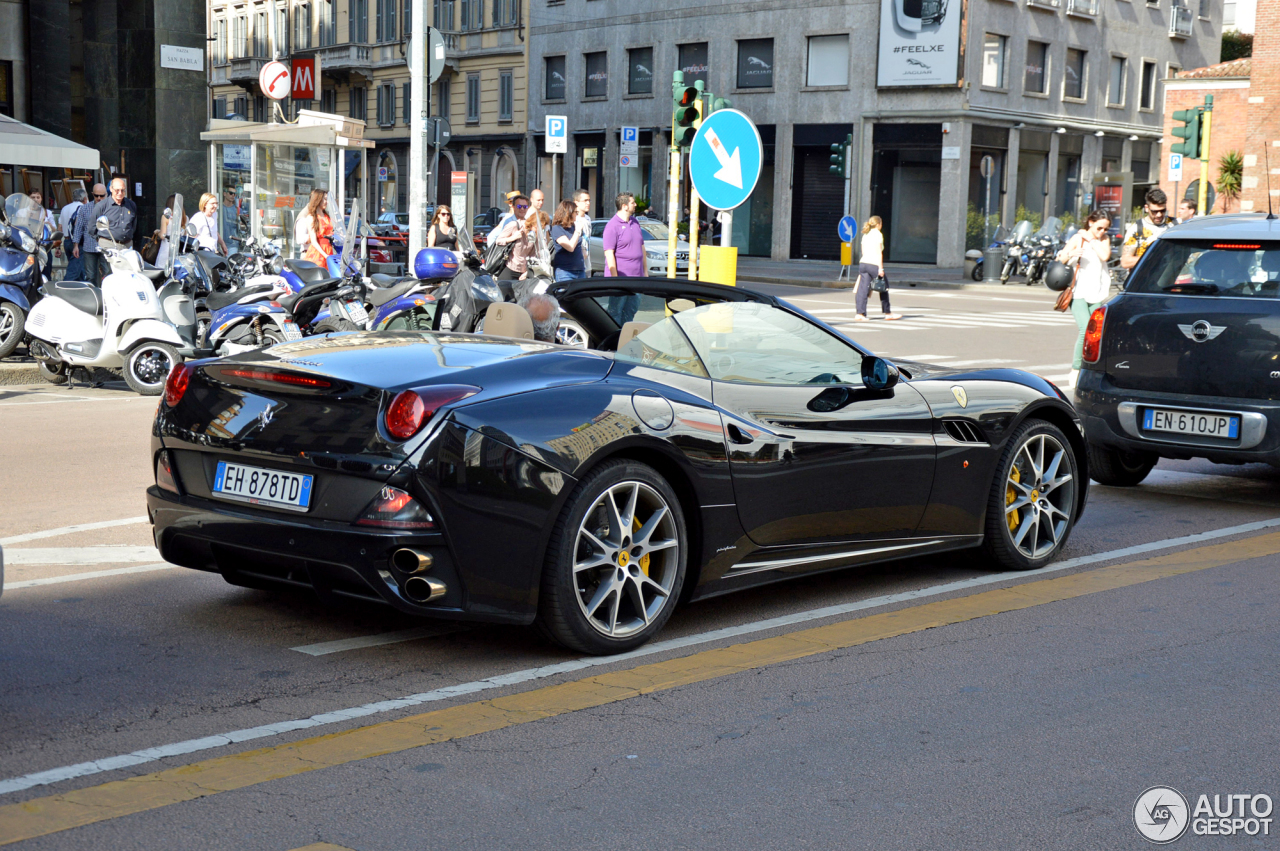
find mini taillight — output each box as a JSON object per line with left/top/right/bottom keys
{"left": 356, "top": 485, "right": 434, "bottom": 529}
{"left": 164, "top": 363, "right": 191, "bottom": 407}
{"left": 385, "top": 384, "right": 480, "bottom": 441}
{"left": 155, "top": 450, "right": 180, "bottom": 494}
{"left": 1082, "top": 306, "right": 1106, "bottom": 364}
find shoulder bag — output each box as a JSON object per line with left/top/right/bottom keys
{"left": 1053, "top": 264, "right": 1078, "bottom": 312}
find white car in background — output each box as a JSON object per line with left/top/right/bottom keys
{"left": 584, "top": 216, "right": 691, "bottom": 276}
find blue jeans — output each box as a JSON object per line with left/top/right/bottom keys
{"left": 63, "top": 253, "right": 84, "bottom": 281}
{"left": 554, "top": 268, "right": 585, "bottom": 282}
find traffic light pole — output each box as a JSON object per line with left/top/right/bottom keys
{"left": 1199, "top": 95, "right": 1214, "bottom": 216}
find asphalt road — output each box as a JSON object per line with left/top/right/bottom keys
{"left": 3, "top": 284, "right": 1279, "bottom": 850}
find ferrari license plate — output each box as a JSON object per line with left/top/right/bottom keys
{"left": 213, "top": 461, "right": 313, "bottom": 511}
{"left": 282, "top": 321, "right": 302, "bottom": 341}
{"left": 1142, "top": 408, "right": 1240, "bottom": 439}
{"left": 346, "top": 300, "right": 368, "bottom": 323}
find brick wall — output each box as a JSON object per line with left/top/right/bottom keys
{"left": 1159, "top": 83, "right": 1252, "bottom": 213}
{"left": 1241, "top": 0, "right": 1280, "bottom": 212}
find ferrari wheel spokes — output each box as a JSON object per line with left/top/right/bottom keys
{"left": 574, "top": 481, "right": 680, "bottom": 638}
{"left": 1006, "top": 432, "right": 1075, "bottom": 560}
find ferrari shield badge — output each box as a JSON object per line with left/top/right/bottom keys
{"left": 951, "top": 386, "right": 968, "bottom": 408}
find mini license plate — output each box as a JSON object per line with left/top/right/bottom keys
{"left": 346, "top": 300, "right": 368, "bottom": 323}
{"left": 282, "top": 321, "right": 302, "bottom": 341}
{"left": 1142, "top": 408, "right": 1241, "bottom": 439}
{"left": 213, "top": 461, "right": 313, "bottom": 511}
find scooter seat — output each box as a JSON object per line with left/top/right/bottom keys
{"left": 368, "top": 279, "right": 420, "bottom": 307}
{"left": 49, "top": 280, "right": 103, "bottom": 316}
{"left": 369, "top": 273, "right": 402, "bottom": 288}
{"left": 204, "top": 284, "right": 275, "bottom": 312}
{"left": 279, "top": 276, "right": 341, "bottom": 313}
{"left": 138, "top": 263, "right": 166, "bottom": 283}
{"left": 284, "top": 259, "right": 331, "bottom": 284}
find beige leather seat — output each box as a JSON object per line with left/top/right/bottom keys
{"left": 482, "top": 302, "right": 534, "bottom": 340}
{"left": 667, "top": 298, "right": 695, "bottom": 313}
{"left": 617, "top": 321, "right": 650, "bottom": 349}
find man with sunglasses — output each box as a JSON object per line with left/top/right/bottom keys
{"left": 1120, "top": 187, "right": 1170, "bottom": 271}
{"left": 70, "top": 183, "right": 108, "bottom": 285}
{"left": 493, "top": 194, "right": 533, "bottom": 279}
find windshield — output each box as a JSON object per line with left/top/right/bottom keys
{"left": 1126, "top": 239, "right": 1280, "bottom": 298}
{"left": 1036, "top": 217, "right": 1062, "bottom": 238}
{"left": 326, "top": 194, "right": 348, "bottom": 253}
{"left": 165, "top": 193, "right": 183, "bottom": 274}
{"left": 639, "top": 221, "right": 674, "bottom": 241}
{"left": 340, "top": 198, "right": 361, "bottom": 271}
{"left": 5, "top": 193, "right": 43, "bottom": 235}
{"left": 1011, "top": 220, "right": 1034, "bottom": 242}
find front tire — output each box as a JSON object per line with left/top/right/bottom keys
{"left": 537, "top": 460, "right": 687, "bottom": 654}
{"left": 982, "top": 419, "right": 1080, "bottom": 571}
{"left": 124, "top": 342, "right": 180, "bottom": 396}
{"left": 1087, "top": 443, "right": 1157, "bottom": 487}
{"left": 0, "top": 302, "right": 25, "bottom": 359}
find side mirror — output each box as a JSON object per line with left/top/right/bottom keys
{"left": 861, "top": 355, "right": 900, "bottom": 391}
{"left": 96, "top": 216, "right": 110, "bottom": 231}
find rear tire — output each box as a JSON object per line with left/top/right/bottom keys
{"left": 0, "top": 302, "right": 25, "bottom": 359}
{"left": 195, "top": 308, "right": 212, "bottom": 348}
{"left": 981, "top": 419, "right": 1080, "bottom": 571}
{"left": 1087, "top": 442, "right": 1157, "bottom": 487}
{"left": 314, "top": 317, "right": 360, "bottom": 335}
{"left": 259, "top": 328, "right": 285, "bottom": 347}
{"left": 124, "top": 342, "right": 180, "bottom": 396}
{"left": 537, "top": 460, "right": 687, "bottom": 654}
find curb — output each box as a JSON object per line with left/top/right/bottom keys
{"left": 0, "top": 361, "right": 119, "bottom": 387}
{"left": 737, "top": 275, "right": 1048, "bottom": 292}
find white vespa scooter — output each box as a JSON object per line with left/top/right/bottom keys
{"left": 27, "top": 200, "right": 190, "bottom": 395}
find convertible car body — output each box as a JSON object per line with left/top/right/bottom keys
{"left": 147, "top": 278, "right": 1088, "bottom": 653}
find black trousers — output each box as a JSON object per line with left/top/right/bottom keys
{"left": 856, "top": 263, "right": 891, "bottom": 315}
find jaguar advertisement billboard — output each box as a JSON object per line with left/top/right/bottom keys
{"left": 877, "top": 0, "right": 963, "bottom": 87}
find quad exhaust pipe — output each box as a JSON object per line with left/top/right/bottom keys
{"left": 391, "top": 548, "right": 433, "bottom": 574}
{"left": 390, "top": 548, "right": 446, "bottom": 603}
{"left": 403, "top": 575, "right": 447, "bottom": 603}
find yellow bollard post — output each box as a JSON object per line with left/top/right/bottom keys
{"left": 698, "top": 245, "right": 738, "bottom": 287}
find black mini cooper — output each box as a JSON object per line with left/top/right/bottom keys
{"left": 1075, "top": 214, "right": 1280, "bottom": 485}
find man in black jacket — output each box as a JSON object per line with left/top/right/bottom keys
{"left": 93, "top": 177, "right": 138, "bottom": 250}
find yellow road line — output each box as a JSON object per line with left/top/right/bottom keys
{"left": 5, "top": 531, "right": 1280, "bottom": 846}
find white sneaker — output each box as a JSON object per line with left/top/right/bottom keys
{"left": 1069, "top": 368, "right": 1079, "bottom": 387}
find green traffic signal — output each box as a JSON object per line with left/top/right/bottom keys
{"left": 829, "top": 141, "right": 847, "bottom": 178}
{"left": 1171, "top": 107, "right": 1202, "bottom": 159}
{"left": 674, "top": 92, "right": 702, "bottom": 148}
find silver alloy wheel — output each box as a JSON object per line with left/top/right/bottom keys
{"left": 1004, "top": 432, "right": 1075, "bottom": 559}
{"left": 0, "top": 304, "right": 17, "bottom": 342}
{"left": 556, "top": 320, "right": 587, "bottom": 348}
{"left": 573, "top": 481, "right": 680, "bottom": 638}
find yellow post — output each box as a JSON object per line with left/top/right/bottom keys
{"left": 688, "top": 188, "right": 701, "bottom": 280}
{"left": 840, "top": 242, "right": 853, "bottom": 266}
{"left": 699, "top": 245, "right": 737, "bottom": 286}
{"left": 666, "top": 148, "right": 680, "bottom": 278}
{"left": 1198, "top": 104, "right": 1213, "bottom": 216}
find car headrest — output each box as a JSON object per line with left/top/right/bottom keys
{"left": 667, "top": 298, "right": 695, "bottom": 313}
{"left": 618, "top": 321, "right": 650, "bottom": 348}
{"left": 483, "top": 301, "right": 534, "bottom": 340}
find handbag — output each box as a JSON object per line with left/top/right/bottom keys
{"left": 1053, "top": 264, "right": 1078, "bottom": 312}
{"left": 871, "top": 274, "right": 888, "bottom": 293}
{"left": 140, "top": 230, "right": 162, "bottom": 265}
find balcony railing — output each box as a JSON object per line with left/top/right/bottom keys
{"left": 316, "top": 42, "right": 372, "bottom": 73}
{"left": 1169, "top": 3, "right": 1194, "bottom": 36}
{"left": 1066, "top": 0, "right": 1097, "bottom": 16}
{"left": 210, "top": 63, "right": 230, "bottom": 86}
{"left": 228, "top": 55, "right": 267, "bottom": 85}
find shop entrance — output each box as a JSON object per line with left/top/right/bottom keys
{"left": 871, "top": 124, "right": 942, "bottom": 264}
{"left": 789, "top": 124, "right": 851, "bottom": 260}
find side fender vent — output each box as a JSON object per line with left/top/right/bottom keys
{"left": 942, "top": 419, "right": 987, "bottom": 443}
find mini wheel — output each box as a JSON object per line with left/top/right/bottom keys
{"left": 1087, "top": 443, "right": 1157, "bottom": 487}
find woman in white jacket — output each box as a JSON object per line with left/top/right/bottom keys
{"left": 1059, "top": 210, "right": 1112, "bottom": 384}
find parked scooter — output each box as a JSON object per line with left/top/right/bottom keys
{"left": 999, "top": 220, "right": 1034, "bottom": 284}
{"left": 27, "top": 201, "right": 194, "bottom": 395}
{"left": 1021, "top": 217, "right": 1064, "bottom": 287}
{"left": 0, "top": 194, "right": 55, "bottom": 358}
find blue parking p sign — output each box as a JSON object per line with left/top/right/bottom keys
{"left": 546, "top": 115, "right": 567, "bottom": 154}
{"left": 838, "top": 216, "right": 857, "bottom": 242}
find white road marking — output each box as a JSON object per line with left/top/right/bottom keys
{"left": 4, "top": 516, "right": 1279, "bottom": 797}
{"left": 291, "top": 625, "right": 470, "bottom": 656}
{"left": 4, "top": 563, "right": 175, "bottom": 590}
{"left": 5, "top": 546, "right": 162, "bottom": 565}
{"left": 0, "top": 395, "right": 149, "bottom": 407}
{"left": 0, "top": 516, "right": 150, "bottom": 545}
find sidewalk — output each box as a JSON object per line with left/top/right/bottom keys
{"left": 735, "top": 256, "right": 1034, "bottom": 291}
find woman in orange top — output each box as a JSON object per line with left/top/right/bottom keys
{"left": 301, "top": 189, "right": 334, "bottom": 266}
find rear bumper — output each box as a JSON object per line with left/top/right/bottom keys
{"left": 146, "top": 486, "right": 531, "bottom": 624}
{"left": 1074, "top": 368, "right": 1280, "bottom": 464}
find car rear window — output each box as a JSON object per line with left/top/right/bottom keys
{"left": 1128, "top": 239, "right": 1280, "bottom": 298}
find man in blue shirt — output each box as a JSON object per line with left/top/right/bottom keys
{"left": 71, "top": 183, "right": 107, "bottom": 285}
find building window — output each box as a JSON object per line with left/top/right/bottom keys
{"left": 0, "top": 61, "right": 13, "bottom": 118}
{"left": 982, "top": 34, "right": 1007, "bottom": 88}
{"left": 628, "top": 47, "right": 653, "bottom": 95}
{"left": 233, "top": 15, "right": 247, "bottom": 58}
{"left": 214, "top": 19, "right": 227, "bottom": 62}
{"left": 254, "top": 9, "right": 268, "bottom": 56}
{"left": 1224, "top": 0, "right": 1236, "bottom": 25}
{"left": 234, "top": 95, "right": 248, "bottom": 117}
{"left": 466, "top": 73, "right": 480, "bottom": 122}
{"left": 736, "top": 38, "right": 773, "bottom": 89}
{"left": 1108, "top": 56, "right": 1126, "bottom": 105}
{"left": 350, "top": 85, "right": 366, "bottom": 120}
{"left": 1064, "top": 48, "right": 1086, "bottom": 100}
{"left": 584, "top": 51, "right": 607, "bottom": 98}
{"left": 376, "top": 0, "right": 396, "bottom": 42}
{"left": 806, "top": 35, "right": 848, "bottom": 87}
{"left": 253, "top": 94, "right": 266, "bottom": 121}
{"left": 678, "top": 42, "right": 708, "bottom": 87}
{"left": 433, "top": 0, "right": 455, "bottom": 29}
{"left": 293, "top": 3, "right": 310, "bottom": 49}
{"left": 320, "top": 88, "right": 335, "bottom": 113}
{"left": 499, "top": 69, "right": 513, "bottom": 121}
{"left": 437, "top": 78, "right": 450, "bottom": 117}
{"left": 492, "top": 0, "right": 516, "bottom": 25}
{"left": 1198, "top": 0, "right": 1209, "bottom": 17}
{"left": 545, "top": 55, "right": 566, "bottom": 99}
{"left": 1139, "top": 60, "right": 1157, "bottom": 110}
{"left": 1025, "top": 40, "right": 1048, "bottom": 94}
{"left": 214, "top": 96, "right": 227, "bottom": 118}
{"left": 294, "top": 99, "right": 311, "bottom": 118}
{"left": 460, "top": 0, "right": 481, "bottom": 30}
{"left": 377, "top": 82, "right": 395, "bottom": 126}
{"left": 319, "top": 0, "right": 335, "bottom": 44}
{"left": 349, "top": 0, "right": 368, "bottom": 42}
{"left": 403, "top": 82, "right": 411, "bottom": 122}
{"left": 277, "top": 4, "right": 288, "bottom": 54}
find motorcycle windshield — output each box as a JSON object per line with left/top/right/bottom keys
{"left": 325, "top": 195, "right": 348, "bottom": 256}
{"left": 166, "top": 193, "right": 184, "bottom": 276}
{"left": 340, "top": 198, "right": 360, "bottom": 273}
{"left": 992, "top": 225, "right": 1011, "bottom": 243}
{"left": 5, "top": 193, "right": 43, "bottom": 236}
{"left": 1011, "top": 220, "right": 1033, "bottom": 242}
{"left": 1036, "top": 217, "right": 1062, "bottom": 238}
{"left": 456, "top": 225, "right": 478, "bottom": 256}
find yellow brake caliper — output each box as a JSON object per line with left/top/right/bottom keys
{"left": 1006, "top": 465, "right": 1020, "bottom": 532}
{"left": 633, "top": 516, "right": 651, "bottom": 576}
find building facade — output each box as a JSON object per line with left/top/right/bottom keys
{"left": 207, "top": 0, "right": 530, "bottom": 219}
{"left": 529, "top": 0, "right": 1220, "bottom": 266}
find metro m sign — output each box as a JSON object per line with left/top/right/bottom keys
{"left": 292, "top": 59, "right": 316, "bottom": 101}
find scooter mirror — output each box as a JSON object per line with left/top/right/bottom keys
{"left": 96, "top": 216, "right": 110, "bottom": 232}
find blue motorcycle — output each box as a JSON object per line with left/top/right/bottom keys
{"left": 367, "top": 248, "right": 459, "bottom": 331}
{"left": 0, "top": 193, "right": 53, "bottom": 358}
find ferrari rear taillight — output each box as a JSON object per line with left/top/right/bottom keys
{"left": 220, "top": 368, "right": 332, "bottom": 389}
{"left": 384, "top": 384, "right": 480, "bottom": 441}
{"left": 356, "top": 485, "right": 435, "bottom": 529}
{"left": 155, "top": 450, "right": 180, "bottom": 494}
{"left": 164, "top": 363, "right": 192, "bottom": 407}
{"left": 1082, "top": 306, "right": 1107, "bottom": 364}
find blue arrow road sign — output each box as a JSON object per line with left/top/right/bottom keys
{"left": 838, "top": 216, "right": 857, "bottom": 242}
{"left": 688, "top": 109, "right": 763, "bottom": 211}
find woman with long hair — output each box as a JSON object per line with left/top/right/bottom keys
{"left": 155, "top": 193, "right": 189, "bottom": 268}
{"left": 299, "top": 189, "right": 333, "bottom": 266}
{"left": 1059, "top": 209, "right": 1112, "bottom": 385}
{"left": 189, "top": 192, "right": 228, "bottom": 255}
{"left": 550, "top": 196, "right": 589, "bottom": 281}
{"left": 854, "top": 216, "right": 902, "bottom": 321}
{"left": 427, "top": 205, "right": 457, "bottom": 251}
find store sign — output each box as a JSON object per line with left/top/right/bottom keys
{"left": 876, "top": 0, "right": 962, "bottom": 87}
{"left": 583, "top": 148, "right": 598, "bottom": 168}
{"left": 160, "top": 44, "right": 203, "bottom": 71}
{"left": 223, "top": 144, "right": 250, "bottom": 172}
{"left": 292, "top": 58, "right": 316, "bottom": 101}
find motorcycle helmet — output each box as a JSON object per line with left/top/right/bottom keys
{"left": 1045, "top": 261, "right": 1074, "bottom": 292}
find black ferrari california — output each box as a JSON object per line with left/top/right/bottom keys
{"left": 147, "top": 278, "right": 1088, "bottom": 654}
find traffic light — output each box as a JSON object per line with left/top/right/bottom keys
{"left": 1171, "top": 107, "right": 1202, "bottom": 159}
{"left": 674, "top": 86, "right": 702, "bottom": 148}
{"left": 708, "top": 95, "right": 732, "bottom": 113}
{"left": 829, "top": 134, "right": 852, "bottom": 178}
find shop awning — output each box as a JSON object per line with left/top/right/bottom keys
{"left": 201, "top": 114, "right": 374, "bottom": 149}
{"left": 0, "top": 114, "right": 99, "bottom": 170}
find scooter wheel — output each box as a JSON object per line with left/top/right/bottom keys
{"left": 313, "top": 318, "right": 360, "bottom": 335}
{"left": 971, "top": 265, "right": 983, "bottom": 282}
{"left": 124, "top": 342, "right": 181, "bottom": 396}
{"left": 37, "top": 359, "right": 68, "bottom": 385}
{"left": 0, "top": 302, "right": 25, "bottom": 359}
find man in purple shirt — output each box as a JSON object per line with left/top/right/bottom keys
{"left": 603, "top": 193, "right": 645, "bottom": 277}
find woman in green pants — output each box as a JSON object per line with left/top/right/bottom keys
{"left": 1060, "top": 210, "right": 1112, "bottom": 386}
